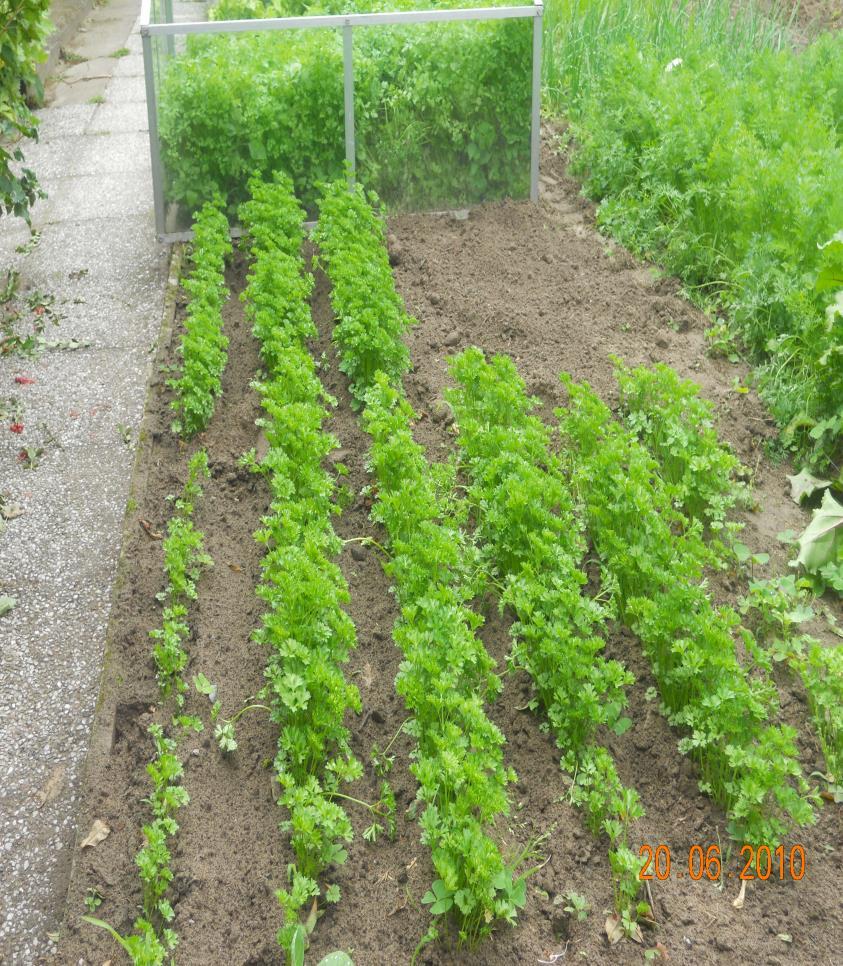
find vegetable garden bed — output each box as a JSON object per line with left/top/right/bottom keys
{"left": 60, "top": 150, "right": 842, "bottom": 965}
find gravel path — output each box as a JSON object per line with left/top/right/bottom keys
{"left": 0, "top": 15, "right": 168, "bottom": 961}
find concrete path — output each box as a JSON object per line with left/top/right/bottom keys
{"left": 0, "top": 7, "right": 168, "bottom": 961}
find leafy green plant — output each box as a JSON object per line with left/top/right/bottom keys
{"left": 83, "top": 724, "right": 188, "bottom": 963}
{"left": 150, "top": 451, "right": 212, "bottom": 704}
{"left": 312, "top": 179, "right": 413, "bottom": 402}
{"left": 0, "top": 0, "right": 50, "bottom": 225}
{"left": 169, "top": 200, "right": 232, "bottom": 437}
{"left": 84, "top": 888, "right": 103, "bottom": 914}
{"left": 793, "top": 490, "right": 843, "bottom": 594}
{"left": 288, "top": 922, "right": 353, "bottom": 966}
{"left": 560, "top": 890, "right": 589, "bottom": 922}
{"left": 445, "top": 347, "right": 643, "bottom": 915}
{"left": 558, "top": 376, "right": 817, "bottom": 846}
{"left": 316, "top": 185, "right": 530, "bottom": 945}
{"left": 613, "top": 359, "right": 748, "bottom": 530}
{"left": 741, "top": 576, "right": 843, "bottom": 786}
{"left": 239, "top": 173, "right": 362, "bottom": 956}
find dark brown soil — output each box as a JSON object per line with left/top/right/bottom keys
{"left": 60, "top": 144, "right": 841, "bottom": 966}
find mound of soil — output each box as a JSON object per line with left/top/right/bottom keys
{"left": 59, "top": 145, "right": 841, "bottom": 966}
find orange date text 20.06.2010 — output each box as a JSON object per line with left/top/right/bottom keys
{"left": 638, "top": 844, "right": 806, "bottom": 882}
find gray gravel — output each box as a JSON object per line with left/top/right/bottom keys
{"left": 0, "top": 12, "right": 168, "bottom": 962}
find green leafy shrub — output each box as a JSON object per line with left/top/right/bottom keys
{"left": 446, "top": 347, "right": 644, "bottom": 915}
{"left": 558, "top": 376, "right": 817, "bottom": 846}
{"left": 157, "top": 0, "right": 531, "bottom": 215}
{"left": 0, "top": 0, "right": 50, "bottom": 225}
{"left": 170, "top": 201, "right": 232, "bottom": 437}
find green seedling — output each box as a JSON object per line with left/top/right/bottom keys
{"left": 84, "top": 888, "right": 103, "bottom": 914}
{"left": 558, "top": 890, "right": 589, "bottom": 922}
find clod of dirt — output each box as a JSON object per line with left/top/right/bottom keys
{"left": 551, "top": 909, "right": 570, "bottom": 940}
{"left": 387, "top": 234, "right": 402, "bottom": 266}
{"left": 443, "top": 329, "right": 460, "bottom": 347}
{"left": 430, "top": 400, "right": 453, "bottom": 425}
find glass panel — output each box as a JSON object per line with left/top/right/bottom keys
{"left": 144, "top": 3, "right": 534, "bottom": 234}
{"left": 153, "top": 24, "right": 345, "bottom": 231}
{"left": 354, "top": 16, "right": 532, "bottom": 211}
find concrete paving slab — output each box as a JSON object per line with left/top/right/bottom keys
{"left": 52, "top": 56, "right": 116, "bottom": 83}
{"left": 76, "top": 129, "right": 153, "bottom": 173}
{"left": 49, "top": 77, "right": 110, "bottom": 108}
{"left": 105, "top": 73, "right": 148, "bottom": 103}
{"left": 0, "top": 342, "right": 158, "bottom": 962}
{"left": 33, "top": 105, "right": 97, "bottom": 143}
{"left": 87, "top": 99, "right": 149, "bottom": 134}
{"left": 0, "top": 221, "right": 35, "bottom": 257}
{"left": 8, "top": 134, "right": 82, "bottom": 184}
{"left": 111, "top": 51, "right": 146, "bottom": 77}
{"left": 39, "top": 172, "right": 152, "bottom": 223}
{"left": 65, "top": 21, "right": 136, "bottom": 60}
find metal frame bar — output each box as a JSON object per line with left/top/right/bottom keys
{"left": 163, "top": 0, "right": 175, "bottom": 57}
{"left": 343, "top": 24, "right": 355, "bottom": 180}
{"left": 530, "top": 0, "right": 543, "bottom": 202}
{"left": 141, "top": 5, "right": 539, "bottom": 35}
{"left": 140, "top": 2, "right": 543, "bottom": 242}
{"left": 141, "top": 27, "right": 166, "bottom": 239}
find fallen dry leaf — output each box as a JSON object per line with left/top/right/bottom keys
{"left": 605, "top": 914, "right": 624, "bottom": 945}
{"left": 140, "top": 519, "right": 163, "bottom": 540}
{"left": 80, "top": 819, "right": 110, "bottom": 849}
